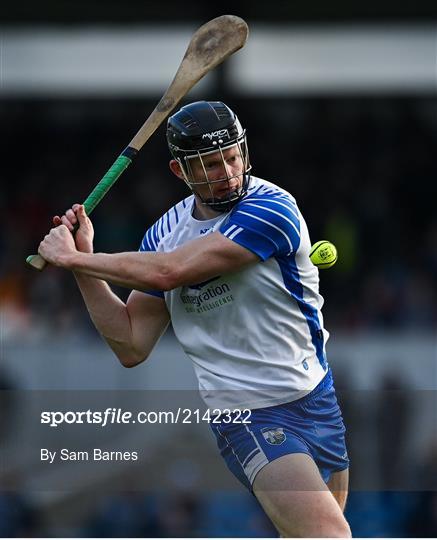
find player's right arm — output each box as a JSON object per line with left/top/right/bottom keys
{"left": 75, "top": 279, "right": 169, "bottom": 367}
{"left": 56, "top": 205, "right": 170, "bottom": 367}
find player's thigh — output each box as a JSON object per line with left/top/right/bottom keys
{"left": 327, "top": 467, "right": 349, "bottom": 512}
{"left": 253, "top": 453, "right": 351, "bottom": 538}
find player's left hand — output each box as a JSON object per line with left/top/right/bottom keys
{"left": 38, "top": 224, "right": 77, "bottom": 268}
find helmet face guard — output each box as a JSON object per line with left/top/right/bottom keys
{"left": 175, "top": 136, "right": 251, "bottom": 212}
{"left": 167, "top": 101, "right": 252, "bottom": 212}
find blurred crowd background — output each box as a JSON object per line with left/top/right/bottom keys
{"left": 1, "top": 0, "right": 436, "bottom": 537}
{"left": 2, "top": 97, "right": 436, "bottom": 338}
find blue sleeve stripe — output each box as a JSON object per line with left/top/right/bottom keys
{"left": 159, "top": 216, "right": 164, "bottom": 237}
{"left": 147, "top": 228, "right": 156, "bottom": 250}
{"left": 140, "top": 239, "right": 146, "bottom": 251}
{"left": 245, "top": 197, "right": 299, "bottom": 220}
{"left": 283, "top": 195, "right": 297, "bottom": 207}
{"left": 166, "top": 211, "right": 171, "bottom": 234}
{"left": 154, "top": 218, "right": 161, "bottom": 241}
{"left": 248, "top": 184, "right": 264, "bottom": 196}
{"left": 242, "top": 202, "right": 300, "bottom": 238}
{"left": 236, "top": 210, "right": 294, "bottom": 253}
{"left": 227, "top": 226, "right": 243, "bottom": 240}
{"left": 228, "top": 224, "right": 281, "bottom": 254}
{"left": 183, "top": 195, "right": 193, "bottom": 210}
{"left": 173, "top": 205, "right": 179, "bottom": 224}
{"left": 223, "top": 224, "right": 237, "bottom": 236}
{"left": 145, "top": 230, "right": 151, "bottom": 250}
{"left": 153, "top": 223, "right": 160, "bottom": 246}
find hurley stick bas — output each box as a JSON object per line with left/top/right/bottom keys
{"left": 26, "top": 15, "right": 249, "bottom": 270}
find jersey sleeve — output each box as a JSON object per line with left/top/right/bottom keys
{"left": 219, "top": 194, "right": 301, "bottom": 260}
{"left": 138, "top": 224, "right": 165, "bottom": 299}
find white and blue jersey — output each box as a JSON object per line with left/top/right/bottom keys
{"left": 139, "top": 176, "right": 329, "bottom": 411}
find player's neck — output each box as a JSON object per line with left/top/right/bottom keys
{"left": 192, "top": 198, "right": 223, "bottom": 221}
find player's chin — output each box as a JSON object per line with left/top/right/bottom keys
{"left": 215, "top": 180, "right": 243, "bottom": 199}
{"left": 214, "top": 188, "right": 240, "bottom": 201}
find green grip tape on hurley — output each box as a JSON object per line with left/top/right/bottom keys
{"left": 25, "top": 149, "right": 136, "bottom": 271}
{"left": 83, "top": 154, "right": 133, "bottom": 215}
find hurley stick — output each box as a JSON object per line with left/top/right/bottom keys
{"left": 26, "top": 15, "right": 248, "bottom": 270}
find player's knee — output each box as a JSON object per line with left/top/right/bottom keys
{"left": 324, "top": 516, "right": 352, "bottom": 538}
{"left": 280, "top": 517, "right": 351, "bottom": 538}
{"left": 299, "top": 514, "right": 351, "bottom": 538}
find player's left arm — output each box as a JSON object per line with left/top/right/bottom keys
{"left": 38, "top": 226, "right": 259, "bottom": 291}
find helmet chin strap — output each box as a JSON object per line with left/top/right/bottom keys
{"left": 195, "top": 174, "right": 251, "bottom": 213}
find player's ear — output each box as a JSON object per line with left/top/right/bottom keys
{"left": 169, "top": 159, "right": 185, "bottom": 180}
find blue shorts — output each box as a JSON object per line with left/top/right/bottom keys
{"left": 210, "top": 370, "right": 349, "bottom": 491}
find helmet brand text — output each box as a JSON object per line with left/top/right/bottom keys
{"left": 202, "top": 129, "right": 230, "bottom": 141}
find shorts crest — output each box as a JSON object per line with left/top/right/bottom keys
{"left": 261, "top": 427, "right": 286, "bottom": 445}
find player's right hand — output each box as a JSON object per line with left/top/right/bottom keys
{"left": 53, "top": 204, "right": 94, "bottom": 253}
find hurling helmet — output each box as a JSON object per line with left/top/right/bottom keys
{"left": 167, "top": 101, "right": 251, "bottom": 212}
